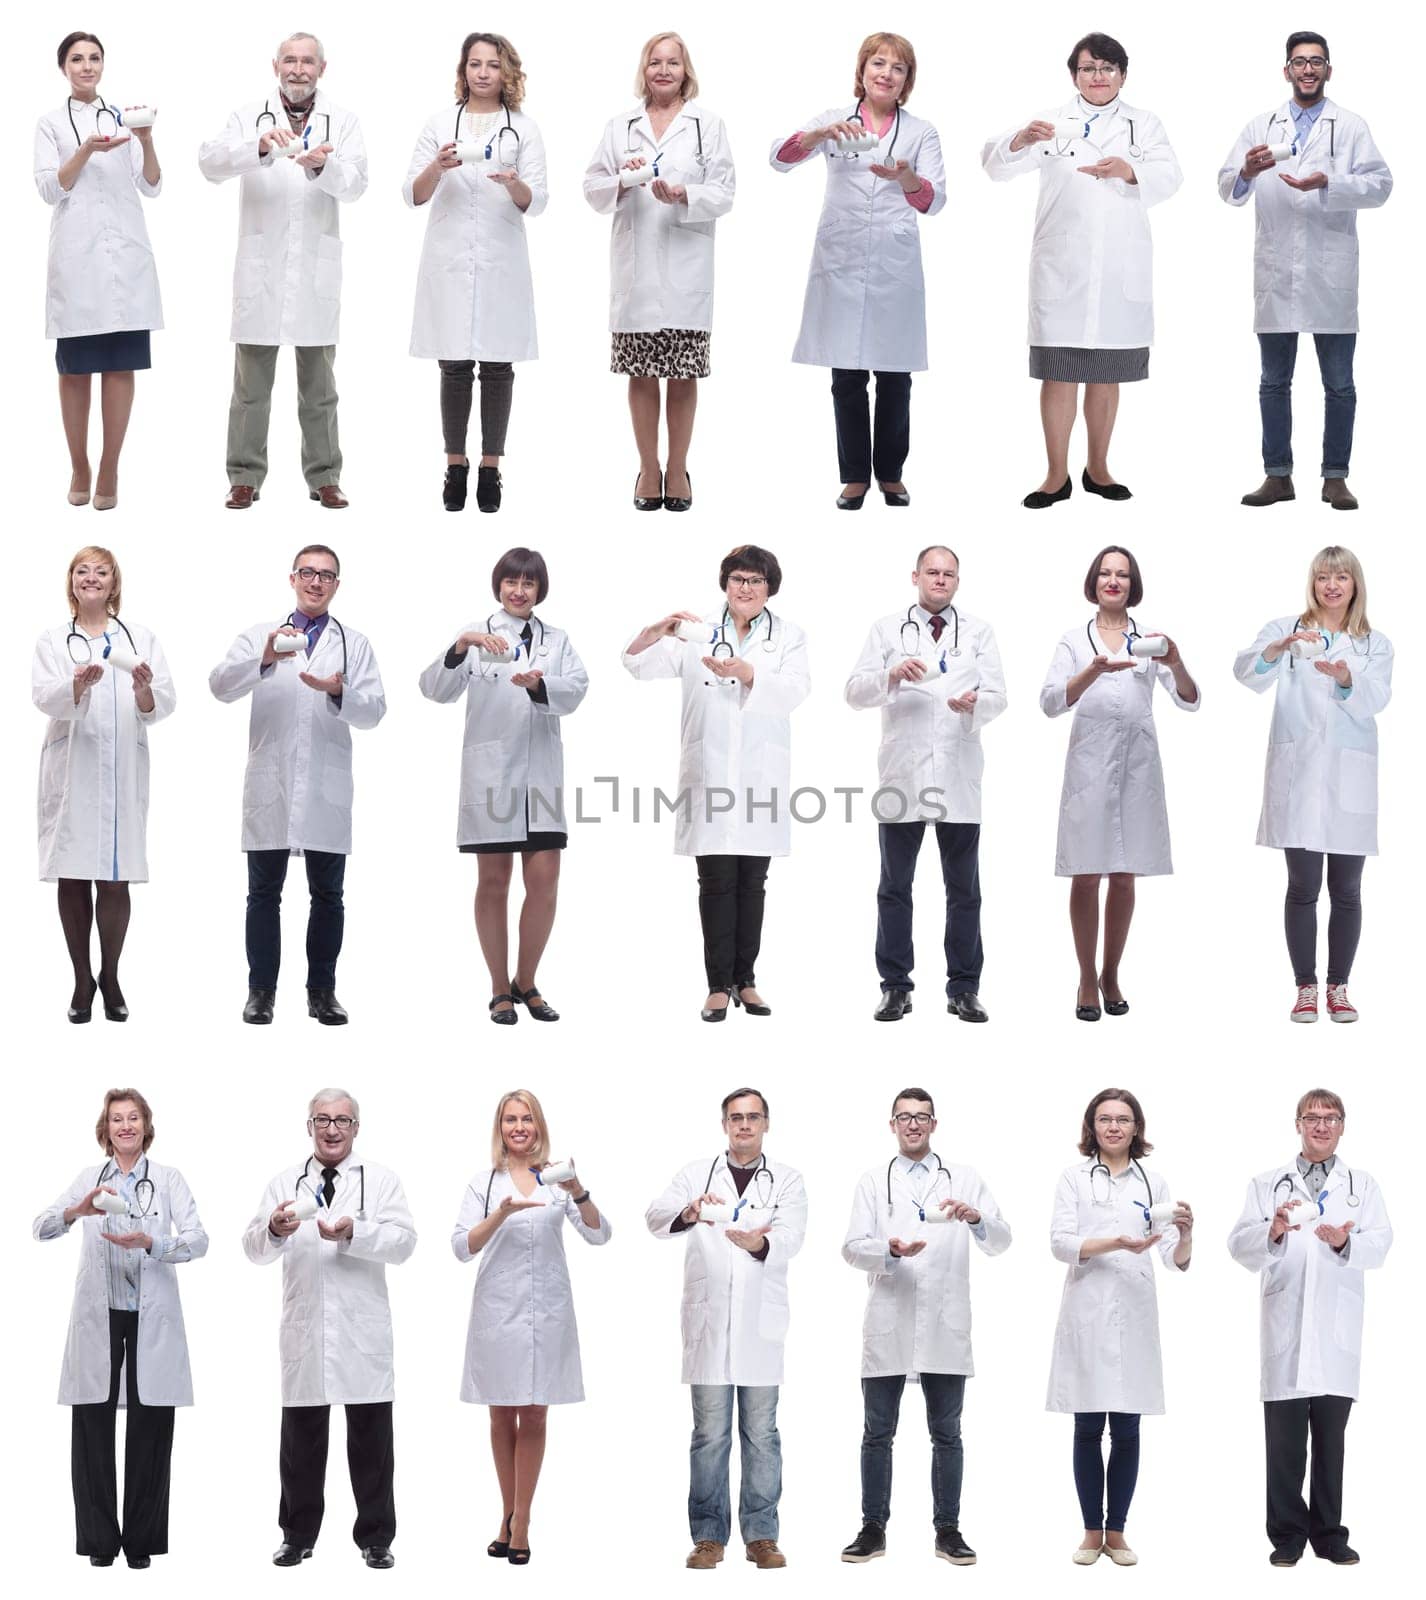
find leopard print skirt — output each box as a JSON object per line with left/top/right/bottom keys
{"left": 610, "top": 328, "right": 711, "bottom": 379}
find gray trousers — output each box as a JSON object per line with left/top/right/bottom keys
{"left": 227, "top": 343, "right": 342, "bottom": 489}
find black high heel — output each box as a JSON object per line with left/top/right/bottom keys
{"left": 69, "top": 976, "right": 98, "bottom": 1025}
{"left": 634, "top": 471, "right": 664, "bottom": 511}
{"left": 664, "top": 471, "right": 692, "bottom": 512}
{"left": 701, "top": 987, "right": 736, "bottom": 1023}
{"left": 98, "top": 972, "right": 129, "bottom": 1023}
{"left": 878, "top": 482, "right": 910, "bottom": 507}
{"left": 1023, "top": 477, "right": 1073, "bottom": 510}
{"left": 489, "top": 994, "right": 519, "bottom": 1026}
{"left": 510, "top": 981, "right": 559, "bottom": 1022}
{"left": 836, "top": 487, "right": 868, "bottom": 510}
{"left": 488, "top": 1513, "right": 513, "bottom": 1559}
{"left": 737, "top": 986, "right": 771, "bottom": 1017}
{"left": 508, "top": 1544, "right": 531, "bottom": 1567}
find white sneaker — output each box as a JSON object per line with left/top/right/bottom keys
{"left": 1289, "top": 984, "right": 1318, "bottom": 1024}
{"left": 1072, "top": 1545, "right": 1103, "bottom": 1565}
{"left": 1325, "top": 983, "right": 1359, "bottom": 1023}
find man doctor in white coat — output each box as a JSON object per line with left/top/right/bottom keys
{"left": 199, "top": 33, "right": 368, "bottom": 510}
{"left": 243, "top": 1088, "right": 416, "bottom": 1569}
{"left": 646, "top": 1088, "right": 808, "bottom": 1569}
{"left": 845, "top": 546, "right": 1006, "bottom": 1023}
{"left": 1227, "top": 1088, "right": 1392, "bottom": 1567}
{"left": 1220, "top": 33, "right": 1392, "bottom": 511}
{"left": 209, "top": 545, "right": 386, "bottom": 1026}
{"left": 840, "top": 1087, "right": 1010, "bottom": 1566}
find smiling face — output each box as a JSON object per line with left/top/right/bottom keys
{"left": 645, "top": 38, "right": 686, "bottom": 101}
{"left": 106, "top": 1098, "right": 147, "bottom": 1161}
{"left": 1092, "top": 1098, "right": 1138, "bottom": 1157}
{"left": 724, "top": 568, "right": 769, "bottom": 623}
{"left": 71, "top": 557, "right": 116, "bottom": 613}
{"left": 274, "top": 36, "right": 325, "bottom": 102}
{"left": 500, "top": 1097, "right": 538, "bottom": 1163}
{"left": 1074, "top": 49, "right": 1123, "bottom": 105}
{"left": 289, "top": 550, "right": 340, "bottom": 617}
{"left": 891, "top": 1096, "right": 935, "bottom": 1159}
{"left": 1297, "top": 1099, "right": 1345, "bottom": 1162}
{"left": 1094, "top": 552, "right": 1133, "bottom": 609}
{"left": 465, "top": 42, "right": 504, "bottom": 106}
{"left": 863, "top": 48, "right": 908, "bottom": 107}
{"left": 1313, "top": 564, "right": 1355, "bottom": 615}
{"left": 308, "top": 1098, "right": 358, "bottom": 1165}
{"left": 1284, "top": 47, "right": 1331, "bottom": 104}
{"left": 64, "top": 39, "right": 104, "bottom": 97}
{"left": 499, "top": 574, "right": 537, "bottom": 619}
{"left": 915, "top": 548, "right": 959, "bottom": 612}
{"left": 723, "top": 1094, "right": 768, "bottom": 1163}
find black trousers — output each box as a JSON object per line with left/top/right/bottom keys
{"left": 1264, "top": 1395, "right": 1353, "bottom": 1556}
{"left": 1284, "top": 849, "right": 1364, "bottom": 985}
{"left": 71, "top": 1309, "right": 175, "bottom": 1560}
{"left": 876, "top": 821, "right": 983, "bottom": 998}
{"left": 695, "top": 855, "right": 770, "bottom": 988}
{"left": 279, "top": 1402, "right": 396, "bottom": 1550}
{"left": 246, "top": 848, "right": 346, "bottom": 990}
{"left": 831, "top": 368, "right": 912, "bottom": 482}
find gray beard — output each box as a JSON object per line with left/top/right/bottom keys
{"left": 281, "top": 81, "right": 316, "bottom": 104}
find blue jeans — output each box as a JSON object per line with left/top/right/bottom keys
{"left": 861, "top": 1373, "right": 965, "bottom": 1529}
{"left": 1073, "top": 1412, "right": 1141, "bottom": 1532}
{"left": 245, "top": 848, "right": 346, "bottom": 990}
{"left": 1257, "top": 332, "right": 1357, "bottom": 478}
{"left": 689, "top": 1385, "right": 780, "bottom": 1545}
{"left": 875, "top": 822, "right": 984, "bottom": 999}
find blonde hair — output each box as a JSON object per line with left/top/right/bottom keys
{"left": 634, "top": 32, "right": 699, "bottom": 102}
{"left": 67, "top": 546, "right": 121, "bottom": 620}
{"left": 1304, "top": 546, "right": 1370, "bottom": 636}
{"left": 95, "top": 1088, "right": 155, "bottom": 1155}
{"left": 1296, "top": 1087, "right": 1346, "bottom": 1120}
{"left": 853, "top": 32, "right": 917, "bottom": 104}
{"left": 491, "top": 1089, "right": 550, "bottom": 1170}
{"left": 454, "top": 32, "right": 526, "bottom": 111}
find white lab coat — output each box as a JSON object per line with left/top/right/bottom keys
{"left": 209, "top": 618, "right": 386, "bottom": 855}
{"left": 33, "top": 621, "right": 175, "bottom": 882}
{"left": 622, "top": 614, "right": 810, "bottom": 857}
{"left": 34, "top": 1160, "right": 207, "bottom": 1407}
{"left": 1040, "top": 623, "right": 1199, "bottom": 876}
{"left": 1047, "top": 1159, "right": 1183, "bottom": 1415}
{"left": 243, "top": 1156, "right": 416, "bottom": 1406}
{"left": 844, "top": 608, "right": 1007, "bottom": 823}
{"left": 771, "top": 105, "right": 946, "bottom": 370}
{"left": 197, "top": 91, "right": 368, "bottom": 346}
{"left": 1217, "top": 100, "right": 1392, "bottom": 334}
{"left": 418, "top": 613, "right": 588, "bottom": 846}
{"left": 646, "top": 1155, "right": 808, "bottom": 1387}
{"left": 451, "top": 1168, "right": 612, "bottom": 1405}
{"left": 842, "top": 1158, "right": 1011, "bottom": 1379}
{"left": 1227, "top": 1161, "right": 1392, "bottom": 1402}
{"left": 403, "top": 106, "right": 548, "bottom": 361}
{"left": 583, "top": 101, "right": 735, "bottom": 334}
{"left": 35, "top": 99, "right": 163, "bottom": 339}
{"left": 982, "top": 96, "right": 1182, "bottom": 349}
{"left": 1234, "top": 619, "right": 1392, "bottom": 857}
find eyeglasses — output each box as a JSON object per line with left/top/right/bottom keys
{"left": 727, "top": 575, "right": 768, "bottom": 590}
{"left": 310, "top": 1114, "right": 355, "bottom": 1130}
{"left": 726, "top": 1113, "right": 766, "bottom": 1127}
{"left": 1094, "top": 1115, "right": 1136, "bottom": 1130}
{"left": 1298, "top": 1114, "right": 1343, "bottom": 1129}
{"left": 1288, "top": 56, "right": 1328, "bottom": 70}
{"left": 294, "top": 567, "right": 338, "bottom": 584}
{"left": 1075, "top": 63, "right": 1122, "bottom": 78}
{"left": 893, "top": 1112, "right": 934, "bottom": 1127}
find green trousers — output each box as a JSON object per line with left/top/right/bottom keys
{"left": 226, "top": 343, "right": 341, "bottom": 490}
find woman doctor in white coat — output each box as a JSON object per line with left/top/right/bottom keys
{"left": 623, "top": 544, "right": 810, "bottom": 1020}
{"left": 418, "top": 548, "right": 588, "bottom": 1025}
{"left": 34, "top": 1087, "right": 206, "bottom": 1569}
{"left": 36, "top": 32, "right": 162, "bottom": 511}
{"left": 771, "top": 32, "right": 945, "bottom": 509}
{"left": 406, "top": 33, "right": 547, "bottom": 514}
{"left": 452, "top": 1090, "right": 611, "bottom": 1566}
{"left": 34, "top": 545, "right": 175, "bottom": 1024}
{"left": 1041, "top": 545, "right": 1198, "bottom": 1021}
{"left": 1234, "top": 547, "right": 1392, "bottom": 1024}
{"left": 1049, "top": 1088, "right": 1192, "bottom": 1567}
{"left": 584, "top": 33, "right": 734, "bottom": 512}
{"left": 982, "top": 32, "right": 1181, "bottom": 508}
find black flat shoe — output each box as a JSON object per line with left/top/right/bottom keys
{"left": 634, "top": 471, "right": 663, "bottom": 510}
{"left": 737, "top": 985, "right": 771, "bottom": 1016}
{"left": 701, "top": 987, "right": 736, "bottom": 1022}
{"left": 272, "top": 1543, "right": 313, "bottom": 1567}
{"left": 476, "top": 465, "right": 502, "bottom": 512}
{"left": 490, "top": 994, "right": 518, "bottom": 1025}
{"left": 361, "top": 1546, "right": 395, "bottom": 1569}
{"left": 1081, "top": 467, "right": 1133, "bottom": 500}
{"left": 878, "top": 483, "right": 910, "bottom": 507}
{"left": 89, "top": 1556, "right": 115, "bottom": 1567}
{"left": 949, "top": 992, "right": 989, "bottom": 1023}
{"left": 1023, "top": 477, "right": 1073, "bottom": 509}
{"left": 307, "top": 989, "right": 348, "bottom": 1025}
{"left": 1101, "top": 990, "right": 1130, "bottom": 1016}
{"left": 874, "top": 988, "right": 912, "bottom": 1021}
{"left": 126, "top": 1555, "right": 151, "bottom": 1569}
{"left": 510, "top": 981, "right": 559, "bottom": 1021}
{"left": 68, "top": 976, "right": 98, "bottom": 1024}
{"left": 443, "top": 461, "right": 469, "bottom": 511}
{"left": 836, "top": 488, "right": 867, "bottom": 510}
{"left": 488, "top": 1514, "right": 513, "bottom": 1559}
{"left": 1075, "top": 1000, "right": 1102, "bottom": 1022}
{"left": 664, "top": 472, "right": 692, "bottom": 512}
{"left": 243, "top": 986, "right": 276, "bottom": 1025}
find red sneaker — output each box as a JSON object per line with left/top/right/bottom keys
{"left": 1325, "top": 983, "right": 1359, "bottom": 1023}
{"left": 1289, "top": 984, "right": 1318, "bottom": 1024}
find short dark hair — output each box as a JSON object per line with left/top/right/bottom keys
{"left": 1083, "top": 545, "right": 1144, "bottom": 607}
{"left": 1078, "top": 1087, "right": 1154, "bottom": 1159}
{"left": 1285, "top": 31, "right": 1329, "bottom": 61}
{"left": 719, "top": 545, "right": 782, "bottom": 598}
{"left": 491, "top": 546, "right": 549, "bottom": 604}
{"left": 293, "top": 543, "right": 340, "bottom": 575}
{"left": 58, "top": 31, "right": 103, "bottom": 70}
{"left": 721, "top": 1086, "right": 769, "bottom": 1119}
{"left": 891, "top": 1086, "right": 935, "bottom": 1117}
{"left": 1067, "top": 32, "right": 1128, "bottom": 77}
{"left": 915, "top": 546, "right": 959, "bottom": 570}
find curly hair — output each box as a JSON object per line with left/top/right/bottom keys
{"left": 454, "top": 33, "right": 526, "bottom": 111}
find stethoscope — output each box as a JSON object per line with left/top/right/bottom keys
{"left": 702, "top": 607, "right": 778, "bottom": 687}
{"left": 98, "top": 1155, "right": 156, "bottom": 1221}
{"left": 840, "top": 100, "right": 901, "bottom": 160}
{"left": 298, "top": 1154, "right": 366, "bottom": 1219}
{"left": 474, "top": 611, "right": 548, "bottom": 680}
{"left": 257, "top": 98, "right": 331, "bottom": 150}
{"left": 1086, "top": 614, "right": 1141, "bottom": 657}
{"left": 1268, "top": 111, "right": 1336, "bottom": 159}
{"left": 481, "top": 1162, "right": 558, "bottom": 1217}
{"left": 1089, "top": 1155, "right": 1153, "bottom": 1228}
{"left": 68, "top": 94, "right": 120, "bottom": 147}
{"left": 1048, "top": 103, "right": 1141, "bottom": 160}
{"left": 900, "top": 605, "right": 961, "bottom": 661}
{"left": 885, "top": 1153, "right": 953, "bottom": 1220}
{"left": 1287, "top": 616, "right": 1373, "bottom": 669}
{"left": 625, "top": 112, "right": 706, "bottom": 178}
{"left": 1268, "top": 1163, "right": 1359, "bottom": 1220}
{"left": 67, "top": 617, "right": 137, "bottom": 666}
{"left": 455, "top": 100, "right": 519, "bottom": 163}
{"left": 703, "top": 1153, "right": 778, "bottom": 1222}
{"left": 284, "top": 611, "right": 348, "bottom": 677}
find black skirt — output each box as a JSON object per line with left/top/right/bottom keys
{"left": 461, "top": 832, "right": 567, "bottom": 855}
{"left": 55, "top": 330, "right": 152, "bottom": 375}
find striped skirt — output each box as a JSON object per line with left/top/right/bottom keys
{"left": 1030, "top": 346, "right": 1149, "bottom": 383}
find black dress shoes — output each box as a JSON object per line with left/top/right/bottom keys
{"left": 1268, "top": 1548, "right": 1302, "bottom": 1567}
{"left": 475, "top": 465, "right": 502, "bottom": 512}
{"left": 307, "top": 989, "right": 348, "bottom": 1025}
{"left": 879, "top": 483, "right": 910, "bottom": 506}
{"left": 664, "top": 472, "right": 692, "bottom": 512}
{"left": 841, "top": 1522, "right": 886, "bottom": 1562}
{"left": 633, "top": 471, "right": 663, "bottom": 510}
{"left": 1081, "top": 468, "right": 1132, "bottom": 500}
{"left": 442, "top": 461, "right": 469, "bottom": 511}
{"left": 1075, "top": 999, "right": 1102, "bottom": 1021}
{"left": 874, "top": 988, "right": 912, "bottom": 1021}
{"left": 362, "top": 1547, "right": 395, "bottom": 1569}
{"left": 736, "top": 985, "right": 771, "bottom": 1016}
{"left": 273, "top": 1543, "right": 313, "bottom": 1567}
{"left": 836, "top": 488, "right": 868, "bottom": 510}
{"left": 1023, "top": 477, "right": 1072, "bottom": 509}
{"left": 490, "top": 994, "right": 518, "bottom": 1025}
{"left": 69, "top": 976, "right": 98, "bottom": 1024}
{"left": 935, "top": 1527, "right": 977, "bottom": 1566}
{"left": 510, "top": 981, "right": 559, "bottom": 1021}
{"left": 949, "top": 992, "right": 989, "bottom": 1023}
{"left": 243, "top": 987, "right": 276, "bottom": 1025}
{"left": 127, "top": 1555, "right": 151, "bottom": 1569}
{"left": 1319, "top": 1543, "right": 1360, "bottom": 1565}
{"left": 89, "top": 1556, "right": 115, "bottom": 1567}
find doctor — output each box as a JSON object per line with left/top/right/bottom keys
{"left": 845, "top": 546, "right": 1007, "bottom": 1023}
{"left": 840, "top": 1088, "right": 1010, "bottom": 1567}
{"left": 983, "top": 33, "right": 1181, "bottom": 507}
{"left": 1227, "top": 1089, "right": 1392, "bottom": 1567}
{"left": 418, "top": 547, "right": 588, "bottom": 1024}
{"left": 1234, "top": 547, "right": 1392, "bottom": 1023}
{"left": 209, "top": 545, "right": 387, "bottom": 1026}
{"left": 1049, "top": 1089, "right": 1192, "bottom": 1567}
{"left": 243, "top": 1088, "right": 417, "bottom": 1570}
{"left": 1219, "top": 34, "right": 1392, "bottom": 511}
{"left": 623, "top": 544, "right": 810, "bottom": 1021}
{"left": 771, "top": 32, "right": 945, "bottom": 509}
{"left": 199, "top": 33, "right": 367, "bottom": 510}
{"left": 34, "top": 1088, "right": 206, "bottom": 1569}
{"left": 646, "top": 1088, "right": 808, "bottom": 1569}
{"left": 584, "top": 32, "right": 735, "bottom": 512}
{"left": 406, "top": 32, "right": 547, "bottom": 514}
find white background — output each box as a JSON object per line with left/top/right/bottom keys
{"left": 3, "top": 2, "right": 1420, "bottom": 1596}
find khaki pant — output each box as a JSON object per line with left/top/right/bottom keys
{"left": 226, "top": 343, "right": 341, "bottom": 490}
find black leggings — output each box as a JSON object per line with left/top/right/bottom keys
{"left": 695, "top": 855, "right": 769, "bottom": 989}
{"left": 1073, "top": 1412, "right": 1141, "bottom": 1532}
{"left": 439, "top": 360, "right": 513, "bottom": 456}
{"left": 1284, "top": 849, "right": 1364, "bottom": 986}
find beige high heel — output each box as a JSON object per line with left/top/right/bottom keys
{"left": 93, "top": 493, "right": 118, "bottom": 511}
{"left": 68, "top": 477, "right": 91, "bottom": 506}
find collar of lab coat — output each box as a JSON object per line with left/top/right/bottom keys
{"left": 308, "top": 1149, "right": 357, "bottom": 1177}
{"left": 1079, "top": 1154, "right": 1137, "bottom": 1183}
{"left": 1271, "top": 97, "right": 1337, "bottom": 152}
{"left": 628, "top": 100, "right": 701, "bottom": 149}
{"left": 1296, "top": 1153, "right": 1337, "bottom": 1178}
{"left": 893, "top": 1151, "right": 936, "bottom": 1176}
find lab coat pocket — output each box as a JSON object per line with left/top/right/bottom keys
{"left": 242, "top": 757, "right": 286, "bottom": 835}
{"left": 1321, "top": 235, "right": 1358, "bottom": 296}
{"left": 315, "top": 234, "right": 343, "bottom": 302}
{"left": 1262, "top": 742, "right": 1297, "bottom": 839}
{"left": 1121, "top": 241, "right": 1152, "bottom": 303}
{"left": 234, "top": 235, "right": 266, "bottom": 303}
{"left": 680, "top": 1288, "right": 709, "bottom": 1351}
{"left": 321, "top": 754, "right": 354, "bottom": 809}
{"left": 1338, "top": 749, "right": 1376, "bottom": 814}
{"left": 1030, "top": 233, "right": 1070, "bottom": 303}
{"left": 1332, "top": 1278, "right": 1364, "bottom": 1357}
{"left": 38, "top": 732, "right": 70, "bottom": 824}
{"left": 1261, "top": 1278, "right": 1295, "bottom": 1357}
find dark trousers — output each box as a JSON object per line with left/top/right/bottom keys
{"left": 1072, "top": 1412, "right": 1141, "bottom": 1532}
{"left": 1264, "top": 1395, "right": 1352, "bottom": 1557}
{"left": 860, "top": 1373, "right": 966, "bottom": 1530}
{"left": 695, "top": 855, "right": 769, "bottom": 989}
{"left": 831, "top": 368, "right": 912, "bottom": 482}
{"left": 71, "top": 1309, "right": 175, "bottom": 1560}
{"left": 439, "top": 359, "right": 514, "bottom": 456}
{"left": 279, "top": 1402, "right": 396, "bottom": 1550}
{"left": 1284, "top": 849, "right": 1364, "bottom": 985}
{"left": 1257, "top": 331, "right": 1357, "bottom": 478}
{"left": 245, "top": 848, "right": 346, "bottom": 990}
{"left": 876, "top": 821, "right": 983, "bottom": 999}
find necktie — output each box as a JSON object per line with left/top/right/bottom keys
{"left": 321, "top": 1166, "right": 338, "bottom": 1208}
{"left": 929, "top": 614, "right": 944, "bottom": 644}
{"left": 520, "top": 621, "right": 533, "bottom": 656}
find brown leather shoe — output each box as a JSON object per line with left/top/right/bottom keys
{"left": 745, "top": 1540, "right": 786, "bottom": 1569}
{"left": 226, "top": 484, "right": 260, "bottom": 510}
{"left": 685, "top": 1542, "right": 724, "bottom": 1570}
{"left": 1322, "top": 479, "right": 1358, "bottom": 510}
{"left": 1241, "top": 475, "right": 1294, "bottom": 507}
{"left": 310, "top": 484, "right": 349, "bottom": 509}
